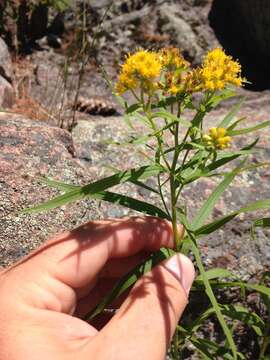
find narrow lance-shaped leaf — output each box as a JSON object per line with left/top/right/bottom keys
{"left": 196, "top": 268, "right": 234, "bottom": 282}
{"left": 195, "top": 198, "right": 270, "bottom": 236}
{"left": 37, "top": 178, "right": 169, "bottom": 219}
{"left": 151, "top": 111, "right": 191, "bottom": 128}
{"left": 191, "top": 337, "right": 244, "bottom": 360}
{"left": 221, "top": 304, "right": 265, "bottom": 337}
{"left": 84, "top": 247, "right": 175, "bottom": 321}
{"left": 189, "top": 235, "right": 238, "bottom": 359}
{"left": 228, "top": 120, "right": 270, "bottom": 136}
{"left": 191, "top": 160, "right": 246, "bottom": 230}
{"left": 218, "top": 96, "right": 245, "bottom": 128}
{"left": 23, "top": 164, "right": 164, "bottom": 213}
{"left": 253, "top": 217, "right": 270, "bottom": 228}
{"left": 227, "top": 117, "right": 246, "bottom": 131}
{"left": 208, "top": 280, "right": 270, "bottom": 298}
{"left": 178, "top": 211, "right": 238, "bottom": 359}
{"left": 208, "top": 88, "right": 237, "bottom": 109}
{"left": 181, "top": 149, "right": 257, "bottom": 185}
{"left": 90, "top": 191, "right": 170, "bottom": 219}
{"left": 178, "top": 138, "right": 258, "bottom": 185}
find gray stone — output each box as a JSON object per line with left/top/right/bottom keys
{"left": 0, "top": 38, "right": 13, "bottom": 83}
{"left": 0, "top": 114, "right": 101, "bottom": 267}
{"left": 159, "top": 4, "right": 203, "bottom": 61}
{"left": 0, "top": 76, "right": 14, "bottom": 108}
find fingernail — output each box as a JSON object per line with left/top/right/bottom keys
{"left": 164, "top": 254, "right": 195, "bottom": 297}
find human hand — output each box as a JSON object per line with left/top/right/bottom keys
{"left": 0, "top": 217, "right": 195, "bottom": 360}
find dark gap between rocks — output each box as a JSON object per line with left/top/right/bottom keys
{"left": 209, "top": 0, "right": 270, "bottom": 91}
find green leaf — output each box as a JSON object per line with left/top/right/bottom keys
{"left": 195, "top": 198, "right": 270, "bottom": 236}
{"left": 180, "top": 149, "right": 256, "bottom": 185}
{"left": 124, "top": 119, "right": 183, "bottom": 145}
{"left": 221, "top": 304, "right": 265, "bottom": 336}
{"left": 189, "top": 307, "right": 216, "bottom": 333}
{"left": 253, "top": 217, "right": 270, "bottom": 228}
{"left": 196, "top": 268, "right": 234, "bottom": 282}
{"left": 151, "top": 111, "right": 191, "bottom": 128}
{"left": 191, "top": 337, "right": 240, "bottom": 360}
{"left": 206, "top": 280, "right": 270, "bottom": 298}
{"left": 123, "top": 113, "right": 135, "bottom": 129}
{"left": 191, "top": 238, "right": 238, "bottom": 359}
{"left": 228, "top": 120, "right": 270, "bottom": 136}
{"left": 180, "top": 213, "right": 238, "bottom": 359}
{"left": 227, "top": 117, "right": 246, "bottom": 131}
{"left": 84, "top": 247, "right": 175, "bottom": 320}
{"left": 154, "top": 96, "right": 177, "bottom": 109}
{"left": 39, "top": 177, "right": 78, "bottom": 191}
{"left": 243, "top": 283, "right": 270, "bottom": 298}
{"left": 36, "top": 176, "right": 168, "bottom": 217}
{"left": 208, "top": 88, "right": 237, "bottom": 109}
{"left": 23, "top": 164, "right": 164, "bottom": 213}
{"left": 191, "top": 108, "right": 206, "bottom": 128}
{"left": 190, "top": 337, "right": 216, "bottom": 359}
{"left": 51, "top": 0, "right": 71, "bottom": 12}
{"left": 218, "top": 97, "right": 245, "bottom": 128}
{"left": 125, "top": 103, "right": 142, "bottom": 114}
{"left": 179, "top": 138, "right": 258, "bottom": 185}
{"left": 191, "top": 161, "right": 245, "bottom": 229}
{"left": 195, "top": 213, "right": 237, "bottom": 236}
{"left": 90, "top": 191, "right": 170, "bottom": 218}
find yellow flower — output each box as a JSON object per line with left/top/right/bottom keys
{"left": 165, "top": 68, "right": 203, "bottom": 95}
{"left": 203, "top": 127, "right": 231, "bottom": 150}
{"left": 159, "top": 47, "right": 190, "bottom": 70}
{"left": 115, "top": 50, "right": 162, "bottom": 94}
{"left": 201, "top": 48, "right": 244, "bottom": 91}
{"left": 182, "top": 68, "right": 203, "bottom": 93}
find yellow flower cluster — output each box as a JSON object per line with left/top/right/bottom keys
{"left": 201, "top": 48, "right": 244, "bottom": 91}
{"left": 203, "top": 127, "right": 231, "bottom": 150}
{"left": 159, "top": 47, "right": 190, "bottom": 70}
{"left": 115, "top": 47, "right": 244, "bottom": 95}
{"left": 115, "top": 50, "right": 162, "bottom": 94}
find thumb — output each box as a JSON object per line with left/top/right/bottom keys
{"left": 90, "top": 253, "right": 195, "bottom": 360}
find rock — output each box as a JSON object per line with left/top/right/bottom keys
{"left": 0, "top": 38, "right": 13, "bottom": 83}
{"left": 158, "top": 4, "right": 203, "bottom": 62}
{"left": 62, "top": 1, "right": 218, "bottom": 69}
{"left": 0, "top": 114, "right": 102, "bottom": 267}
{"left": 0, "top": 76, "right": 14, "bottom": 108}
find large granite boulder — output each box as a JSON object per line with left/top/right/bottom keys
{"left": 0, "top": 114, "right": 101, "bottom": 267}
{"left": 0, "top": 38, "right": 13, "bottom": 82}
{"left": 0, "top": 38, "right": 14, "bottom": 108}
{"left": 0, "top": 76, "right": 14, "bottom": 108}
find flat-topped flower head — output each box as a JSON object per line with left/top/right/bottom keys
{"left": 201, "top": 48, "right": 244, "bottom": 91}
{"left": 115, "top": 50, "right": 162, "bottom": 94}
{"left": 159, "top": 47, "right": 190, "bottom": 70}
{"left": 203, "top": 127, "right": 231, "bottom": 150}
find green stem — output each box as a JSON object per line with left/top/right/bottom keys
{"left": 170, "top": 102, "right": 183, "bottom": 251}
{"left": 157, "top": 172, "right": 171, "bottom": 217}
{"left": 145, "top": 106, "right": 171, "bottom": 170}
{"left": 186, "top": 230, "right": 238, "bottom": 359}
{"left": 170, "top": 176, "right": 180, "bottom": 251}
{"left": 259, "top": 317, "right": 270, "bottom": 359}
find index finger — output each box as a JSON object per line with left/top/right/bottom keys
{"left": 16, "top": 217, "right": 182, "bottom": 290}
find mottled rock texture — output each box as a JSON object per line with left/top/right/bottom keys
{"left": 0, "top": 37, "right": 13, "bottom": 82}
{"left": 0, "top": 114, "right": 101, "bottom": 267}
{"left": 0, "top": 38, "right": 14, "bottom": 108}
